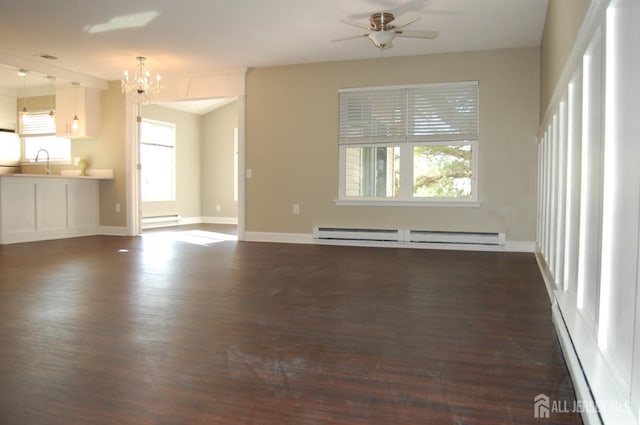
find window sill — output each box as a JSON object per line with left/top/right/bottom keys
{"left": 334, "top": 199, "right": 481, "bottom": 208}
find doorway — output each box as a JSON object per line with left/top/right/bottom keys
{"left": 126, "top": 92, "right": 246, "bottom": 240}
{"left": 138, "top": 98, "right": 240, "bottom": 233}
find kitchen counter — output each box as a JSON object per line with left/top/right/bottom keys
{"left": 2, "top": 173, "right": 111, "bottom": 180}
{"left": 1, "top": 168, "right": 114, "bottom": 180}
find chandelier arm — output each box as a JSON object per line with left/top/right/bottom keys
{"left": 121, "top": 56, "right": 163, "bottom": 102}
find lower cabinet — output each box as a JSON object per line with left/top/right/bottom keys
{"left": 0, "top": 177, "right": 99, "bottom": 244}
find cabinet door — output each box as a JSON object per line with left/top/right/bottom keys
{"left": 36, "top": 180, "right": 68, "bottom": 231}
{"left": 1, "top": 179, "right": 36, "bottom": 237}
{"left": 67, "top": 180, "right": 98, "bottom": 229}
{"left": 55, "top": 88, "right": 76, "bottom": 137}
{"left": 55, "top": 87, "right": 101, "bottom": 139}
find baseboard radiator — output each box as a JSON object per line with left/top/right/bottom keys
{"left": 407, "top": 230, "right": 506, "bottom": 246}
{"left": 142, "top": 214, "right": 182, "bottom": 227}
{"left": 313, "top": 227, "right": 505, "bottom": 247}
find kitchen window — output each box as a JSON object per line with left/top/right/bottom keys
{"left": 337, "top": 81, "right": 479, "bottom": 206}
{"left": 20, "top": 110, "right": 71, "bottom": 162}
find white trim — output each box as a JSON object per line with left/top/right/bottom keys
{"left": 535, "top": 250, "right": 557, "bottom": 301}
{"left": 0, "top": 227, "right": 101, "bottom": 245}
{"left": 540, "top": 0, "right": 609, "bottom": 132}
{"left": 126, "top": 75, "right": 247, "bottom": 239}
{"left": 338, "top": 80, "right": 479, "bottom": 93}
{"left": 98, "top": 226, "right": 130, "bottom": 237}
{"left": 504, "top": 240, "right": 536, "bottom": 252}
{"left": 125, "top": 102, "right": 140, "bottom": 236}
{"left": 552, "top": 303, "right": 603, "bottom": 425}
{"left": 537, "top": 251, "right": 637, "bottom": 425}
{"left": 202, "top": 216, "right": 238, "bottom": 225}
{"left": 174, "top": 216, "right": 200, "bottom": 225}
{"left": 554, "top": 291, "right": 636, "bottom": 425}
{"left": 334, "top": 199, "right": 480, "bottom": 207}
{"left": 244, "top": 231, "right": 314, "bottom": 244}
{"left": 237, "top": 95, "right": 247, "bottom": 241}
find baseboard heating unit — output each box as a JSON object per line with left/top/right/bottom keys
{"left": 142, "top": 214, "right": 182, "bottom": 228}
{"left": 313, "top": 227, "right": 402, "bottom": 243}
{"left": 406, "top": 230, "right": 505, "bottom": 246}
{"left": 313, "top": 227, "right": 506, "bottom": 248}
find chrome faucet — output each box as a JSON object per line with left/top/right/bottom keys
{"left": 35, "top": 149, "right": 51, "bottom": 175}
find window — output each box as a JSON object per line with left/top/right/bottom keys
{"left": 20, "top": 110, "right": 71, "bottom": 162}
{"left": 338, "top": 82, "right": 478, "bottom": 205}
{"left": 140, "top": 119, "right": 176, "bottom": 202}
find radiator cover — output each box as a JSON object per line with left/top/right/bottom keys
{"left": 313, "top": 227, "right": 505, "bottom": 246}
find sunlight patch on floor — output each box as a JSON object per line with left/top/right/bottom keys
{"left": 145, "top": 230, "right": 237, "bottom": 246}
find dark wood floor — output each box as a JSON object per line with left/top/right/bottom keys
{"left": 0, "top": 225, "right": 581, "bottom": 424}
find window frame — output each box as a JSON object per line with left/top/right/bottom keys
{"left": 140, "top": 118, "right": 177, "bottom": 203}
{"left": 336, "top": 82, "right": 480, "bottom": 207}
{"left": 337, "top": 140, "right": 479, "bottom": 207}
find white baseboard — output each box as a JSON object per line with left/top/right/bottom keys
{"left": 552, "top": 302, "right": 602, "bottom": 425}
{"left": 1, "top": 227, "right": 102, "bottom": 244}
{"left": 244, "top": 231, "right": 314, "bottom": 244}
{"left": 98, "top": 226, "right": 130, "bottom": 236}
{"left": 505, "top": 240, "right": 536, "bottom": 252}
{"left": 553, "top": 291, "right": 636, "bottom": 424}
{"left": 537, "top": 251, "right": 637, "bottom": 425}
{"left": 201, "top": 216, "right": 238, "bottom": 225}
{"left": 243, "top": 231, "right": 534, "bottom": 252}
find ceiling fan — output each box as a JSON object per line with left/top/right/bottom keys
{"left": 333, "top": 12, "right": 438, "bottom": 50}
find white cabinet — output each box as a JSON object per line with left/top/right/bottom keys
{"left": 0, "top": 95, "right": 17, "bottom": 131}
{"left": 0, "top": 176, "right": 100, "bottom": 244}
{"left": 55, "top": 87, "right": 101, "bottom": 139}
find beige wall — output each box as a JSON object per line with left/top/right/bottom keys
{"left": 201, "top": 100, "right": 238, "bottom": 219}
{"left": 141, "top": 104, "right": 202, "bottom": 219}
{"left": 20, "top": 82, "right": 128, "bottom": 227}
{"left": 540, "top": 0, "right": 590, "bottom": 119}
{"left": 85, "top": 82, "right": 126, "bottom": 227}
{"left": 246, "top": 48, "right": 540, "bottom": 241}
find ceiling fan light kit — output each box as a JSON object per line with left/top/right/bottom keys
{"left": 369, "top": 31, "right": 395, "bottom": 49}
{"left": 334, "top": 11, "right": 438, "bottom": 50}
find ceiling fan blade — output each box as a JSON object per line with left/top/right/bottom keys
{"left": 338, "top": 18, "right": 371, "bottom": 30}
{"left": 390, "top": 14, "right": 420, "bottom": 29}
{"left": 395, "top": 29, "right": 438, "bottom": 39}
{"left": 331, "top": 33, "right": 369, "bottom": 42}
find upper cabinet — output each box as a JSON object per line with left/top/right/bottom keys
{"left": 55, "top": 87, "right": 100, "bottom": 139}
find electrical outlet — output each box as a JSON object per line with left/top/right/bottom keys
{"left": 216, "top": 205, "right": 221, "bottom": 212}
{"left": 115, "top": 203, "right": 121, "bottom": 213}
{"left": 246, "top": 168, "right": 253, "bottom": 179}
{"left": 293, "top": 204, "right": 300, "bottom": 214}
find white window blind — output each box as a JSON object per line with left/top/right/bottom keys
{"left": 408, "top": 82, "right": 478, "bottom": 141}
{"left": 339, "top": 81, "right": 478, "bottom": 144}
{"left": 19, "top": 111, "right": 56, "bottom": 136}
{"left": 20, "top": 110, "right": 71, "bottom": 162}
{"left": 339, "top": 88, "right": 406, "bottom": 144}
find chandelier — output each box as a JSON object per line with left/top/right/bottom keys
{"left": 121, "top": 56, "right": 163, "bottom": 102}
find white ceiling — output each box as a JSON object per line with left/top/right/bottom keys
{"left": 0, "top": 0, "right": 549, "bottom": 112}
